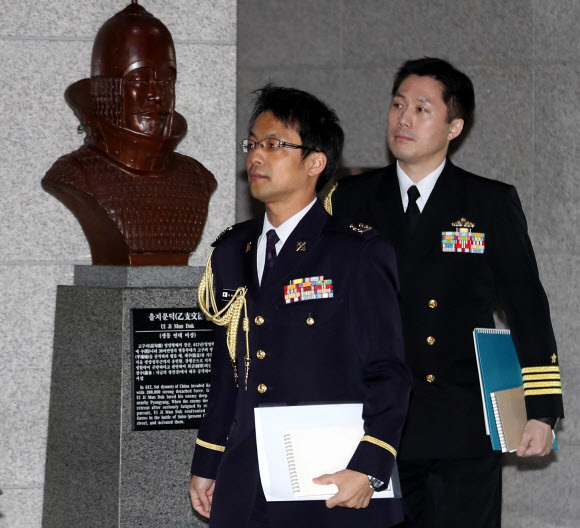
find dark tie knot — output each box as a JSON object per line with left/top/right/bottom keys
{"left": 407, "top": 185, "right": 420, "bottom": 204}
{"left": 262, "top": 229, "right": 279, "bottom": 283}
{"left": 266, "top": 229, "right": 280, "bottom": 247}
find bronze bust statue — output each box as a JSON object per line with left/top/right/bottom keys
{"left": 42, "top": 1, "right": 217, "bottom": 265}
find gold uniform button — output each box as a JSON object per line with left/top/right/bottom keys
{"left": 306, "top": 317, "right": 315, "bottom": 325}
{"left": 426, "top": 336, "right": 436, "bottom": 346}
{"left": 428, "top": 299, "right": 438, "bottom": 309}
{"left": 257, "top": 383, "right": 267, "bottom": 394}
{"left": 426, "top": 374, "right": 436, "bottom": 383}
{"left": 256, "top": 350, "right": 266, "bottom": 360}
{"left": 255, "top": 316, "right": 264, "bottom": 325}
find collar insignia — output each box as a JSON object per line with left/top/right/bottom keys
{"left": 245, "top": 242, "right": 252, "bottom": 253}
{"left": 296, "top": 241, "right": 307, "bottom": 252}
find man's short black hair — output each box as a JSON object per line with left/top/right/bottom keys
{"left": 248, "top": 84, "right": 344, "bottom": 191}
{"left": 392, "top": 57, "right": 475, "bottom": 128}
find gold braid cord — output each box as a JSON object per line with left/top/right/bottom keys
{"left": 198, "top": 249, "right": 251, "bottom": 389}
{"left": 323, "top": 182, "right": 338, "bottom": 215}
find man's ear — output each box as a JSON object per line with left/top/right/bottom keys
{"left": 308, "top": 151, "right": 327, "bottom": 178}
{"left": 448, "top": 118, "right": 464, "bottom": 141}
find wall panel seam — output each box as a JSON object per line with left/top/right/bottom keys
{"left": 0, "top": 35, "right": 235, "bottom": 46}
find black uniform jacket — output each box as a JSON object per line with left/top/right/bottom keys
{"left": 327, "top": 161, "right": 564, "bottom": 461}
{"left": 191, "top": 200, "right": 412, "bottom": 527}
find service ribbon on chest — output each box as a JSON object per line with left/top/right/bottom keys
{"left": 284, "top": 276, "right": 334, "bottom": 304}
{"left": 442, "top": 217, "right": 485, "bottom": 254}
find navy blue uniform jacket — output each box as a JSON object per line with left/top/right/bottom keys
{"left": 327, "top": 161, "right": 564, "bottom": 460}
{"left": 191, "top": 200, "right": 412, "bottom": 527}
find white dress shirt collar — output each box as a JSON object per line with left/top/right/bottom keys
{"left": 397, "top": 159, "right": 446, "bottom": 212}
{"left": 256, "top": 198, "right": 317, "bottom": 284}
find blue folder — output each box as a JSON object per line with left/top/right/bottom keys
{"left": 473, "top": 329, "right": 522, "bottom": 450}
{"left": 472, "top": 328, "right": 558, "bottom": 451}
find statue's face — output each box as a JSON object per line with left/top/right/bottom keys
{"left": 122, "top": 65, "right": 176, "bottom": 135}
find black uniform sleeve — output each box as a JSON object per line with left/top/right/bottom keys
{"left": 346, "top": 236, "right": 412, "bottom": 484}
{"left": 489, "top": 186, "right": 564, "bottom": 420}
{"left": 190, "top": 250, "right": 239, "bottom": 478}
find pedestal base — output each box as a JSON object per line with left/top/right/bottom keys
{"left": 42, "top": 266, "right": 207, "bottom": 527}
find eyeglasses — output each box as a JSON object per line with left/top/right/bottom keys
{"left": 240, "top": 138, "right": 317, "bottom": 153}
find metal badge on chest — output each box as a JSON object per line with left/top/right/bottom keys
{"left": 441, "top": 217, "right": 485, "bottom": 254}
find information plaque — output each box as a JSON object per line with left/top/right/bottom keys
{"left": 131, "top": 308, "right": 214, "bottom": 430}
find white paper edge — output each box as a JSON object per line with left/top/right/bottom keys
{"left": 473, "top": 328, "right": 490, "bottom": 435}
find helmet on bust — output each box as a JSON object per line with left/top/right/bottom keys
{"left": 89, "top": 1, "right": 176, "bottom": 130}
{"left": 91, "top": 1, "right": 176, "bottom": 79}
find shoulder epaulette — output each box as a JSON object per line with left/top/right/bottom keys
{"left": 212, "top": 219, "right": 259, "bottom": 247}
{"left": 214, "top": 226, "right": 234, "bottom": 243}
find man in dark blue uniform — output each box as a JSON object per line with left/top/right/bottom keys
{"left": 326, "top": 57, "right": 564, "bottom": 527}
{"left": 188, "top": 85, "right": 411, "bottom": 527}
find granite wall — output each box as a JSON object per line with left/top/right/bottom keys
{"left": 236, "top": 2, "right": 579, "bottom": 527}
{"left": 0, "top": 1, "right": 236, "bottom": 527}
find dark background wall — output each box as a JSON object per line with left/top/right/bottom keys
{"left": 236, "top": 2, "right": 579, "bottom": 527}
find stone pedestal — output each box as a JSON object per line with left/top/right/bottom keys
{"left": 42, "top": 266, "right": 208, "bottom": 528}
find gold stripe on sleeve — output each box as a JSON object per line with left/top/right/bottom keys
{"left": 196, "top": 438, "right": 226, "bottom": 452}
{"left": 522, "top": 373, "right": 561, "bottom": 382}
{"left": 521, "top": 366, "right": 560, "bottom": 374}
{"left": 523, "top": 381, "right": 562, "bottom": 389}
{"left": 361, "top": 435, "right": 397, "bottom": 457}
{"left": 524, "top": 388, "right": 563, "bottom": 396}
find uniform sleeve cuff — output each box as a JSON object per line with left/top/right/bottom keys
{"left": 534, "top": 417, "right": 557, "bottom": 428}
{"left": 190, "top": 437, "right": 226, "bottom": 478}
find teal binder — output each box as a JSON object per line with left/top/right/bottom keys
{"left": 472, "top": 328, "right": 558, "bottom": 451}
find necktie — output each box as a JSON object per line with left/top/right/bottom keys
{"left": 262, "top": 229, "right": 279, "bottom": 282}
{"left": 406, "top": 185, "right": 421, "bottom": 231}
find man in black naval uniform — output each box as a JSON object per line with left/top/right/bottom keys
{"left": 189, "top": 85, "right": 412, "bottom": 527}
{"left": 326, "top": 58, "right": 564, "bottom": 527}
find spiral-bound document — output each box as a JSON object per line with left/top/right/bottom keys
{"left": 490, "top": 386, "right": 527, "bottom": 453}
{"left": 283, "top": 425, "right": 365, "bottom": 497}
{"left": 473, "top": 328, "right": 522, "bottom": 450}
{"left": 473, "top": 328, "right": 558, "bottom": 452}
{"left": 254, "top": 403, "right": 399, "bottom": 501}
